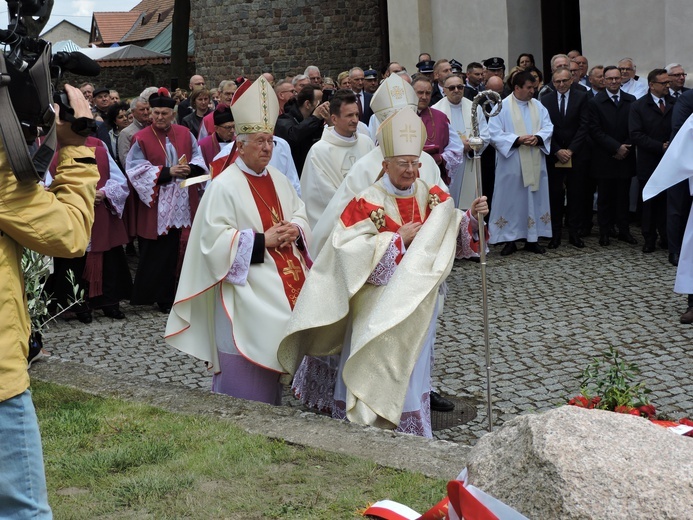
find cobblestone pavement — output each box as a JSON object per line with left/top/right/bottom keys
{"left": 41, "top": 229, "right": 693, "bottom": 446}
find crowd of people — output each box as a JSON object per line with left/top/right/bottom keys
{"left": 38, "top": 50, "right": 693, "bottom": 438}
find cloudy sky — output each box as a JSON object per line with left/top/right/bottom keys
{"left": 1, "top": 0, "right": 142, "bottom": 34}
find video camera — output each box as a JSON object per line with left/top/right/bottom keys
{"left": 1, "top": 0, "right": 100, "bottom": 181}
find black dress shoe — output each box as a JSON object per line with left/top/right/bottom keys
{"left": 669, "top": 252, "right": 680, "bottom": 266}
{"left": 76, "top": 311, "right": 92, "bottom": 324}
{"left": 430, "top": 391, "right": 455, "bottom": 412}
{"left": 609, "top": 227, "right": 619, "bottom": 238}
{"left": 103, "top": 306, "right": 126, "bottom": 319}
{"left": 569, "top": 234, "right": 585, "bottom": 248}
{"left": 681, "top": 307, "right": 693, "bottom": 324}
{"left": 642, "top": 243, "right": 655, "bottom": 253}
{"left": 578, "top": 227, "right": 592, "bottom": 238}
{"left": 599, "top": 235, "right": 610, "bottom": 246}
{"left": 547, "top": 237, "right": 561, "bottom": 249}
{"left": 658, "top": 239, "right": 668, "bottom": 250}
{"left": 523, "top": 242, "right": 546, "bottom": 254}
{"left": 617, "top": 233, "right": 638, "bottom": 245}
{"left": 500, "top": 242, "right": 517, "bottom": 256}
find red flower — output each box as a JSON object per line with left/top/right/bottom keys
{"left": 568, "top": 396, "right": 590, "bottom": 408}
{"left": 590, "top": 396, "right": 601, "bottom": 406}
{"left": 614, "top": 405, "right": 635, "bottom": 414}
{"left": 638, "top": 405, "right": 656, "bottom": 418}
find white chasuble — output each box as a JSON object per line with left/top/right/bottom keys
{"left": 309, "top": 147, "right": 448, "bottom": 258}
{"left": 278, "top": 179, "right": 462, "bottom": 430}
{"left": 165, "top": 163, "right": 311, "bottom": 373}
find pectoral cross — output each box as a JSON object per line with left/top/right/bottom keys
{"left": 282, "top": 260, "right": 302, "bottom": 281}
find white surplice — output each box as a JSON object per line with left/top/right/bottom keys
{"left": 300, "top": 127, "right": 374, "bottom": 228}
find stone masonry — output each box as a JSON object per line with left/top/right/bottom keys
{"left": 191, "top": 0, "right": 383, "bottom": 86}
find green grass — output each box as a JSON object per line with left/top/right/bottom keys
{"left": 32, "top": 381, "right": 447, "bottom": 519}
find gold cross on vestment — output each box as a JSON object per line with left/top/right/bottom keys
{"left": 282, "top": 260, "right": 302, "bottom": 281}
{"left": 400, "top": 124, "right": 417, "bottom": 143}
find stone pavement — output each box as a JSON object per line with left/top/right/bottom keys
{"left": 40, "top": 230, "right": 693, "bottom": 447}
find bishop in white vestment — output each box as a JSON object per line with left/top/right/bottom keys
{"left": 165, "top": 77, "right": 311, "bottom": 405}
{"left": 279, "top": 109, "right": 488, "bottom": 436}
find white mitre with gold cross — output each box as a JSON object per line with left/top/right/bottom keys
{"left": 230, "top": 76, "right": 279, "bottom": 134}
{"left": 376, "top": 107, "right": 427, "bottom": 158}
{"left": 370, "top": 73, "right": 418, "bottom": 124}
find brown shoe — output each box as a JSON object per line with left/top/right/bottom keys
{"left": 681, "top": 307, "right": 693, "bottom": 324}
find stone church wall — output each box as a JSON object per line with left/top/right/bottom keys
{"left": 191, "top": 0, "right": 383, "bottom": 85}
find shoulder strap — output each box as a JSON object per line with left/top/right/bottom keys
{"left": 0, "top": 41, "right": 57, "bottom": 183}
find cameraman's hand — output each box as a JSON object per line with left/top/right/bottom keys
{"left": 55, "top": 84, "right": 93, "bottom": 147}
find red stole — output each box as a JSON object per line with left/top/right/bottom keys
{"left": 243, "top": 171, "right": 306, "bottom": 309}
{"left": 131, "top": 125, "right": 201, "bottom": 239}
{"left": 198, "top": 133, "right": 222, "bottom": 168}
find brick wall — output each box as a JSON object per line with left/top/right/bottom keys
{"left": 62, "top": 60, "right": 196, "bottom": 99}
{"left": 191, "top": 0, "right": 383, "bottom": 86}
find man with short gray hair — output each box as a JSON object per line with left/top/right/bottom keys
{"left": 118, "top": 96, "right": 151, "bottom": 168}
{"left": 304, "top": 65, "right": 322, "bottom": 86}
{"left": 618, "top": 58, "right": 648, "bottom": 98}
{"left": 666, "top": 63, "right": 689, "bottom": 98}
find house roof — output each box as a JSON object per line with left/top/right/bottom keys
{"left": 40, "top": 20, "right": 90, "bottom": 39}
{"left": 143, "top": 22, "right": 194, "bottom": 56}
{"left": 92, "top": 12, "right": 142, "bottom": 45}
{"left": 51, "top": 40, "right": 83, "bottom": 53}
{"left": 78, "top": 45, "right": 168, "bottom": 61}
{"left": 121, "top": 0, "right": 175, "bottom": 44}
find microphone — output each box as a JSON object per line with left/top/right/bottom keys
{"left": 52, "top": 51, "right": 101, "bottom": 77}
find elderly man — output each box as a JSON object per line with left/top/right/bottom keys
{"left": 618, "top": 58, "right": 648, "bottom": 99}
{"left": 304, "top": 65, "right": 322, "bottom": 86}
{"left": 413, "top": 76, "right": 464, "bottom": 186}
{"left": 126, "top": 88, "right": 208, "bottom": 313}
{"left": 92, "top": 87, "right": 112, "bottom": 121}
{"left": 300, "top": 90, "right": 374, "bottom": 228}
{"left": 278, "top": 108, "right": 488, "bottom": 437}
{"left": 667, "top": 63, "right": 689, "bottom": 99}
{"left": 311, "top": 74, "right": 446, "bottom": 257}
{"left": 350, "top": 66, "right": 374, "bottom": 123}
{"left": 488, "top": 70, "right": 554, "bottom": 255}
{"left": 433, "top": 73, "right": 489, "bottom": 210}
{"left": 198, "top": 103, "right": 235, "bottom": 168}
{"left": 166, "top": 77, "right": 311, "bottom": 404}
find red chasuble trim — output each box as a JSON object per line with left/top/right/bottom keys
{"left": 243, "top": 172, "right": 306, "bottom": 309}
{"left": 340, "top": 198, "right": 400, "bottom": 231}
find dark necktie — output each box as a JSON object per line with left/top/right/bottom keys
{"left": 560, "top": 94, "right": 566, "bottom": 116}
{"left": 674, "top": 91, "right": 681, "bottom": 98}
{"left": 659, "top": 98, "right": 665, "bottom": 113}
{"left": 612, "top": 95, "right": 619, "bottom": 105}
{"left": 355, "top": 93, "right": 363, "bottom": 118}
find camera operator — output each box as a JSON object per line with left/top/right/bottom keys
{"left": 0, "top": 84, "right": 99, "bottom": 518}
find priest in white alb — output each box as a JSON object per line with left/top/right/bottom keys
{"left": 433, "top": 73, "right": 489, "bottom": 210}
{"left": 278, "top": 108, "right": 488, "bottom": 437}
{"left": 488, "top": 70, "right": 553, "bottom": 256}
{"left": 165, "top": 77, "right": 312, "bottom": 405}
{"left": 310, "top": 74, "right": 447, "bottom": 258}
{"left": 300, "top": 90, "right": 374, "bottom": 228}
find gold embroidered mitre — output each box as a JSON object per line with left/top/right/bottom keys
{"left": 230, "top": 76, "right": 279, "bottom": 134}
{"left": 370, "top": 73, "right": 418, "bottom": 123}
{"left": 376, "top": 107, "right": 427, "bottom": 158}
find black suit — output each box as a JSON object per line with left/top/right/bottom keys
{"left": 629, "top": 93, "right": 675, "bottom": 247}
{"left": 588, "top": 89, "right": 637, "bottom": 236}
{"left": 429, "top": 82, "right": 444, "bottom": 106}
{"left": 541, "top": 88, "right": 590, "bottom": 238}
{"left": 354, "top": 90, "right": 373, "bottom": 124}
{"left": 464, "top": 84, "right": 480, "bottom": 102}
{"left": 666, "top": 89, "right": 693, "bottom": 255}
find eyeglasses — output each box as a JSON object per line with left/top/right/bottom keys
{"left": 618, "top": 67, "right": 634, "bottom": 72}
{"left": 445, "top": 85, "right": 464, "bottom": 91}
{"left": 217, "top": 124, "right": 235, "bottom": 131}
{"left": 670, "top": 73, "right": 687, "bottom": 78}
{"left": 651, "top": 81, "right": 671, "bottom": 86}
{"left": 393, "top": 160, "right": 420, "bottom": 169}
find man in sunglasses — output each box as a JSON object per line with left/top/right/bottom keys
{"left": 433, "top": 74, "right": 489, "bottom": 211}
